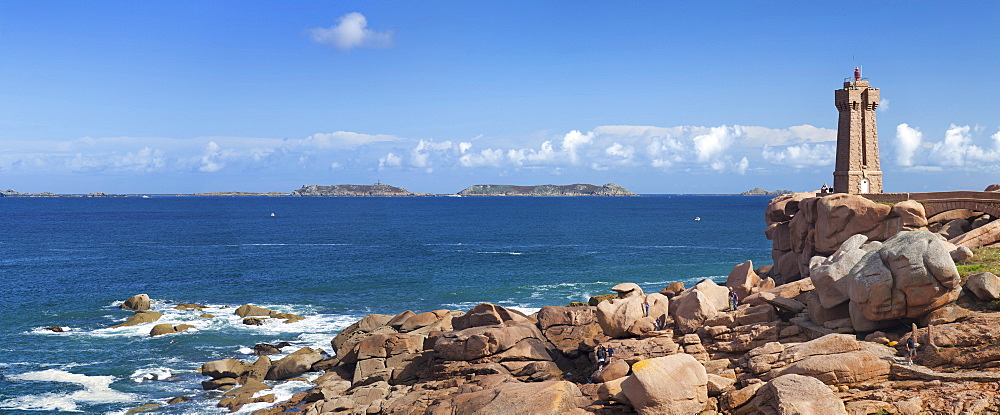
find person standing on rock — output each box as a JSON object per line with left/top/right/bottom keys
{"left": 728, "top": 287, "right": 739, "bottom": 311}
{"left": 607, "top": 346, "right": 615, "bottom": 361}
{"left": 643, "top": 301, "right": 650, "bottom": 317}
{"left": 906, "top": 336, "right": 917, "bottom": 365}
{"left": 596, "top": 345, "right": 608, "bottom": 370}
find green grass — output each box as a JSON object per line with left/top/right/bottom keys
{"left": 955, "top": 247, "right": 1000, "bottom": 277}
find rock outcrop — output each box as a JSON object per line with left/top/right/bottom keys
{"left": 120, "top": 294, "right": 151, "bottom": 311}
{"left": 849, "top": 230, "right": 962, "bottom": 327}
{"left": 596, "top": 283, "right": 669, "bottom": 338}
{"left": 621, "top": 354, "right": 708, "bottom": 415}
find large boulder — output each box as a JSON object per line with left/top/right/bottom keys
{"left": 888, "top": 200, "right": 928, "bottom": 233}
{"left": 120, "top": 294, "right": 151, "bottom": 311}
{"left": 111, "top": 311, "right": 163, "bottom": 328}
{"left": 813, "top": 194, "right": 892, "bottom": 254}
{"left": 201, "top": 358, "right": 250, "bottom": 379}
{"left": 726, "top": 260, "right": 760, "bottom": 302}
{"left": 331, "top": 314, "right": 394, "bottom": 355}
{"left": 429, "top": 380, "right": 587, "bottom": 415}
{"left": 434, "top": 323, "right": 551, "bottom": 362}
{"left": 747, "top": 374, "right": 848, "bottom": 415}
{"left": 809, "top": 234, "right": 879, "bottom": 308}
{"left": 743, "top": 334, "right": 894, "bottom": 385}
{"left": 452, "top": 303, "right": 530, "bottom": 330}
{"left": 849, "top": 230, "right": 962, "bottom": 324}
{"left": 671, "top": 279, "right": 731, "bottom": 334}
{"left": 266, "top": 347, "right": 324, "bottom": 380}
{"left": 536, "top": 306, "right": 603, "bottom": 358}
{"left": 965, "top": 272, "right": 1000, "bottom": 301}
{"left": 596, "top": 284, "right": 670, "bottom": 338}
{"left": 621, "top": 353, "right": 708, "bottom": 415}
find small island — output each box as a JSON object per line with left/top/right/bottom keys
{"left": 457, "top": 183, "right": 636, "bottom": 196}
{"left": 740, "top": 188, "right": 795, "bottom": 196}
{"left": 291, "top": 184, "right": 430, "bottom": 197}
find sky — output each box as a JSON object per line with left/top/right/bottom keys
{"left": 1, "top": 2, "right": 998, "bottom": 194}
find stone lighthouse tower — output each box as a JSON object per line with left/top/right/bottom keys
{"left": 834, "top": 67, "right": 882, "bottom": 194}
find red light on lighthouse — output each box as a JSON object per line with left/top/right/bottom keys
{"left": 854, "top": 67, "right": 861, "bottom": 81}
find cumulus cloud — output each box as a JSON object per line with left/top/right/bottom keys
{"left": 375, "top": 124, "right": 781, "bottom": 175}
{"left": 741, "top": 124, "right": 835, "bottom": 146}
{"left": 761, "top": 143, "right": 835, "bottom": 168}
{"left": 895, "top": 123, "right": 922, "bottom": 166}
{"left": 308, "top": 12, "right": 393, "bottom": 51}
{"left": 893, "top": 123, "right": 1000, "bottom": 170}
{"left": 879, "top": 98, "right": 890, "bottom": 112}
{"left": 0, "top": 123, "right": 915, "bottom": 186}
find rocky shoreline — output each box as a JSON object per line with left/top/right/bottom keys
{"left": 99, "top": 189, "right": 1000, "bottom": 414}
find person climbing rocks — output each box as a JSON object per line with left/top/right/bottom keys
{"left": 906, "top": 336, "right": 917, "bottom": 365}
{"left": 644, "top": 301, "right": 650, "bottom": 317}
{"left": 596, "top": 345, "right": 608, "bottom": 370}
{"left": 728, "top": 287, "right": 739, "bottom": 311}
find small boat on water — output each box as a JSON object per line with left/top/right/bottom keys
{"left": 694, "top": 217, "right": 701, "bottom": 221}
{"left": 270, "top": 213, "right": 276, "bottom": 217}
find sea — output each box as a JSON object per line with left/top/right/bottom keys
{"left": 0, "top": 195, "right": 774, "bottom": 414}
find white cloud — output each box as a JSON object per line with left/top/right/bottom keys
{"left": 693, "top": 126, "right": 739, "bottom": 162}
{"left": 879, "top": 98, "right": 890, "bottom": 112}
{"left": 735, "top": 157, "right": 749, "bottom": 175}
{"left": 199, "top": 141, "right": 224, "bottom": 172}
{"left": 295, "top": 131, "right": 400, "bottom": 149}
{"left": 761, "top": 143, "right": 835, "bottom": 168}
{"left": 378, "top": 152, "right": 402, "bottom": 168}
{"left": 934, "top": 124, "right": 972, "bottom": 166}
{"left": 895, "top": 123, "right": 922, "bottom": 166}
{"left": 742, "top": 124, "right": 835, "bottom": 146}
{"left": 308, "top": 12, "right": 394, "bottom": 51}
{"left": 893, "top": 123, "right": 1000, "bottom": 170}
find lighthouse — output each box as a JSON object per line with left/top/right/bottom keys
{"left": 833, "top": 67, "right": 882, "bottom": 194}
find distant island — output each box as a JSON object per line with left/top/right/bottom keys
{"left": 1, "top": 183, "right": 638, "bottom": 197}
{"left": 740, "top": 188, "right": 795, "bottom": 196}
{"left": 457, "top": 183, "right": 635, "bottom": 196}
{"left": 291, "top": 184, "right": 429, "bottom": 197}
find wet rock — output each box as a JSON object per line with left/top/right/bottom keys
{"left": 121, "top": 294, "right": 151, "bottom": 311}
{"left": 201, "top": 358, "right": 250, "bottom": 379}
{"left": 149, "top": 323, "right": 193, "bottom": 337}
{"left": 266, "top": 347, "right": 324, "bottom": 380}
{"left": 111, "top": 311, "right": 163, "bottom": 328}
{"left": 253, "top": 341, "right": 291, "bottom": 355}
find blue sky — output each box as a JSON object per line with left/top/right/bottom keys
{"left": 1, "top": 2, "right": 998, "bottom": 194}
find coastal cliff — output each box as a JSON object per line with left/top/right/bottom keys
{"left": 457, "top": 183, "right": 635, "bottom": 196}
{"left": 291, "top": 184, "right": 423, "bottom": 197}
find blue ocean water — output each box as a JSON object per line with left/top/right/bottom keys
{"left": 0, "top": 195, "right": 773, "bottom": 413}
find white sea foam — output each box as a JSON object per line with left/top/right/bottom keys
{"left": 0, "top": 369, "right": 134, "bottom": 412}
{"left": 130, "top": 366, "right": 173, "bottom": 383}
{"left": 233, "top": 379, "right": 314, "bottom": 414}
{"left": 63, "top": 300, "right": 359, "bottom": 343}
{"left": 475, "top": 251, "right": 524, "bottom": 255}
